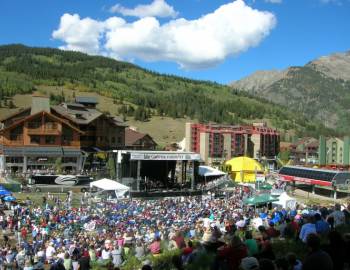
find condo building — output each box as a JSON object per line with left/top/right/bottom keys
{"left": 185, "top": 122, "right": 280, "bottom": 164}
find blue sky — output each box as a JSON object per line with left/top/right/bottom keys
{"left": 0, "top": 0, "right": 349, "bottom": 84}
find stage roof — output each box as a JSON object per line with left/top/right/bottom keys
{"left": 113, "top": 150, "right": 201, "bottom": 161}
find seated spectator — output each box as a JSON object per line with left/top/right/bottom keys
{"left": 149, "top": 237, "right": 161, "bottom": 255}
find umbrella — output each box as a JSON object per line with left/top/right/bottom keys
{"left": 243, "top": 193, "right": 278, "bottom": 206}
{"left": 0, "top": 190, "right": 11, "bottom": 196}
{"left": 3, "top": 196, "right": 16, "bottom": 202}
{"left": 256, "top": 183, "right": 273, "bottom": 190}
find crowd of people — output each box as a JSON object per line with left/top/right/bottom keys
{"left": 0, "top": 186, "right": 349, "bottom": 270}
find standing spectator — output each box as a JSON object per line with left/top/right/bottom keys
{"left": 303, "top": 234, "right": 333, "bottom": 270}
{"left": 217, "top": 236, "right": 248, "bottom": 270}
{"left": 342, "top": 204, "right": 350, "bottom": 225}
{"left": 135, "top": 241, "right": 145, "bottom": 260}
{"left": 314, "top": 213, "right": 330, "bottom": 236}
{"left": 266, "top": 222, "right": 280, "bottom": 238}
{"left": 323, "top": 231, "right": 346, "bottom": 270}
{"left": 328, "top": 204, "right": 345, "bottom": 228}
{"left": 244, "top": 231, "right": 259, "bottom": 257}
{"left": 63, "top": 253, "right": 72, "bottom": 270}
{"left": 78, "top": 253, "right": 90, "bottom": 270}
{"left": 299, "top": 216, "right": 316, "bottom": 243}
{"left": 111, "top": 243, "right": 123, "bottom": 268}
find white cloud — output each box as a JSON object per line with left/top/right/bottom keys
{"left": 265, "top": 0, "right": 282, "bottom": 3}
{"left": 52, "top": 13, "right": 105, "bottom": 54}
{"left": 110, "top": 0, "right": 178, "bottom": 18}
{"left": 52, "top": 0, "right": 276, "bottom": 69}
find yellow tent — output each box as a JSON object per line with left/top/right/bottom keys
{"left": 224, "top": 157, "right": 264, "bottom": 183}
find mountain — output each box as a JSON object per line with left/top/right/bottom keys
{"left": 231, "top": 51, "right": 350, "bottom": 134}
{"left": 0, "top": 44, "right": 333, "bottom": 143}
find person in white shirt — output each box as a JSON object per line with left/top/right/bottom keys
{"left": 46, "top": 243, "right": 56, "bottom": 262}
{"left": 101, "top": 248, "right": 111, "bottom": 260}
{"left": 299, "top": 216, "right": 316, "bottom": 243}
{"left": 252, "top": 215, "right": 263, "bottom": 230}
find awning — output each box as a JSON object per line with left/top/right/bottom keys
{"left": 3, "top": 147, "right": 82, "bottom": 157}
{"left": 243, "top": 194, "right": 278, "bottom": 206}
{"left": 198, "top": 166, "right": 226, "bottom": 177}
{"left": 90, "top": 178, "right": 130, "bottom": 191}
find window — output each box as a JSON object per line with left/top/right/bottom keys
{"left": 111, "top": 137, "right": 116, "bottom": 143}
{"left": 5, "top": 157, "right": 23, "bottom": 163}
{"left": 45, "top": 136, "right": 56, "bottom": 144}
{"left": 9, "top": 125, "right": 23, "bottom": 141}
{"left": 30, "top": 136, "right": 40, "bottom": 144}
{"left": 62, "top": 157, "right": 77, "bottom": 163}
{"left": 117, "top": 136, "right": 122, "bottom": 144}
{"left": 45, "top": 121, "right": 57, "bottom": 130}
{"left": 28, "top": 120, "right": 41, "bottom": 129}
{"left": 62, "top": 126, "right": 73, "bottom": 145}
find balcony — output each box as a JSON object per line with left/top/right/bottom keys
{"left": 27, "top": 126, "right": 60, "bottom": 135}
{"left": 27, "top": 127, "right": 42, "bottom": 135}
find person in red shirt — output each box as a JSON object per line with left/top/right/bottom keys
{"left": 21, "top": 226, "right": 27, "bottom": 240}
{"left": 173, "top": 231, "right": 186, "bottom": 249}
{"left": 182, "top": 240, "right": 194, "bottom": 256}
{"left": 217, "top": 236, "right": 248, "bottom": 270}
{"left": 266, "top": 222, "right": 280, "bottom": 238}
{"left": 149, "top": 237, "right": 161, "bottom": 255}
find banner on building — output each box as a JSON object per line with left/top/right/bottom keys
{"left": 130, "top": 152, "right": 201, "bottom": 161}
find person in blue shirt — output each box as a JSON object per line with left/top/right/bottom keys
{"left": 314, "top": 213, "right": 330, "bottom": 235}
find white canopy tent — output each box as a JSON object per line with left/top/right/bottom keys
{"left": 90, "top": 178, "right": 130, "bottom": 198}
{"left": 273, "top": 192, "right": 297, "bottom": 209}
{"left": 198, "top": 166, "right": 226, "bottom": 177}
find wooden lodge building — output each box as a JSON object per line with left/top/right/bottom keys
{"left": 125, "top": 128, "right": 157, "bottom": 150}
{"left": 0, "top": 95, "right": 127, "bottom": 173}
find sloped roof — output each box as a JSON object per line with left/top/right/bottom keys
{"left": 112, "top": 117, "right": 128, "bottom": 127}
{"left": 52, "top": 104, "right": 103, "bottom": 125}
{"left": 0, "top": 107, "right": 31, "bottom": 123}
{"left": 0, "top": 111, "right": 83, "bottom": 134}
{"left": 90, "top": 178, "right": 130, "bottom": 191}
{"left": 125, "top": 128, "right": 156, "bottom": 146}
{"left": 75, "top": 96, "right": 98, "bottom": 104}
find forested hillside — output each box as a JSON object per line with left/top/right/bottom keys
{"left": 0, "top": 44, "right": 333, "bottom": 138}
